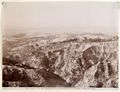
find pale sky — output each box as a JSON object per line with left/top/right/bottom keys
{"left": 2, "top": 2, "right": 119, "bottom": 35}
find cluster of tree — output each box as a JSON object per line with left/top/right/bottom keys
{"left": 83, "top": 37, "right": 107, "bottom": 42}
{"left": 60, "top": 38, "right": 79, "bottom": 43}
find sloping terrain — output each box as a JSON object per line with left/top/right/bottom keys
{"left": 2, "top": 33, "right": 118, "bottom": 87}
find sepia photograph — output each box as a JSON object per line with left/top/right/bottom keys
{"left": 1, "top": 1, "right": 119, "bottom": 88}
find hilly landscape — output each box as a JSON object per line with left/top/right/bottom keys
{"left": 2, "top": 32, "right": 118, "bottom": 88}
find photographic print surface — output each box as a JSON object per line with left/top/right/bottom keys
{"left": 2, "top": 2, "right": 119, "bottom": 88}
